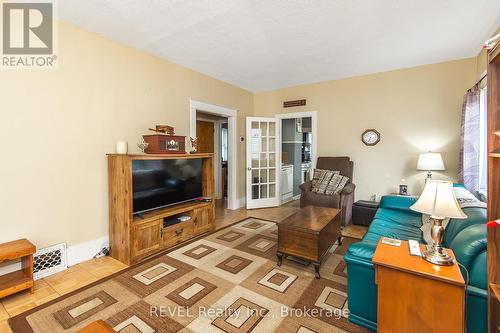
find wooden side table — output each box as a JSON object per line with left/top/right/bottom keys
{"left": 0, "top": 239, "right": 36, "bottom": 298}
{"left": 372, "top": 239, "right": 465, "bottom": 333}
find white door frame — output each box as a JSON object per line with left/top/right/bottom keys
{"left": 275, "top": 111, "right": 318, "bottom": 205}
{"left": 190, "top": 99, "right": 238, "bottom": 210}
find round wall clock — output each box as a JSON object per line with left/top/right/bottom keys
{"left": 361, "top": 129, "right": 380, "bottom": 146}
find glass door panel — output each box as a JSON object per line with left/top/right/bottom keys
{"left": 246, "top": 117, "right": 280, "bottom": 209}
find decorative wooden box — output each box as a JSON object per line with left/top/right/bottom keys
{"left": 143, "top": 135, "right": 186, "bottom": 154}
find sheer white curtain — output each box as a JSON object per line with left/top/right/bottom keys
{"left": 459, "top": 86, "right": 481, "bottom": 196}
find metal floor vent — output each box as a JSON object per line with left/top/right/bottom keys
{"left": 33, "top": 243, "right": 67, "bottom": 280}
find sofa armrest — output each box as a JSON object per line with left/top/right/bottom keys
{"left": 344, "top": 240, "right": 378, "bottom": 268}
{"left": 342, "top": 182, "right": 355, "bottom": 195}
{"left": 299, "top": 181, "right": 312, "bottom": 192}
{"left": 449, "top": 223, "right": 487, "bottom": 275}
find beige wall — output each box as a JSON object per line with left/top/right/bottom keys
{"left": 0, "top": 21, "right": 253, "bottom": 248}
{"left": 254, "top": 58, "right": 477, "bottom": 200}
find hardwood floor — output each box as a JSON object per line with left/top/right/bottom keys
{"left": 0, "top": 199, "right": 367, "bottom": 332}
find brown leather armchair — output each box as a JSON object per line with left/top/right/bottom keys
{"left": 299, "top": 157, "right": 355, "bottom": 226}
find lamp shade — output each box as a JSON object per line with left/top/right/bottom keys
{"left": 417, "top": 152, "right": 445, "bottom": 171}
{"left": 410, "top": 180, "right": 467, "bottom": 219}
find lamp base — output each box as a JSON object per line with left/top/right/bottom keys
{"left": 422, "top": 247, "right": 454, "bottom": 266}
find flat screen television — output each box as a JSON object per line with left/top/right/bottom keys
{"left": 132, "top": 158, "right": 203, "bottom": 214}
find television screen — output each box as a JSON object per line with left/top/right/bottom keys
{"left": 132, "top": 158, "right": 203, "bottom": 214}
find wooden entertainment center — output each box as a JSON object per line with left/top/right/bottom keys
{"left": 107, "top": 153, "right": 215, "bottom": 265}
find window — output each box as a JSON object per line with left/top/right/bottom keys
{"left": 478, "top": 86, "right": 488, "bottom": 199}
{"left": 221, "top": 126, "right": 228, "bottom": 162}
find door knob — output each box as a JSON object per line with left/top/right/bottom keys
{"left": 247, "top": 167, "right": 251, "bottom": 171}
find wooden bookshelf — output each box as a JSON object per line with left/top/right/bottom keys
{"left": 489, "top": 152, "right": 500, "bottom": 158}
{"left": 487, "top": 41, "right": 500, "bottom": 333}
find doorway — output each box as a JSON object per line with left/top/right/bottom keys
{"left": 190, "top": 99, "right": 238, "bottom": 210}
{"left": 195, "top": 111, "right": 228, "bottom": 201}
{"left": 196, "top": 120, "right": 215, "bottom": 154}
{"left": 276, "top": 111, "right": 318, "bottom": 205}
{"left": 245, "top": 112, "right": 317, "bottom": 209}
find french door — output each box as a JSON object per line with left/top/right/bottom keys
{"left": 246, "top": 117, "right": 280, "bottom": 209}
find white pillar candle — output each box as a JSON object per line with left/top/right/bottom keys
{"left": 116, "top": 141, "right": 128, "bottom": 154}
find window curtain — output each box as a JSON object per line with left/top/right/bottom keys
{"left": 459, "top": 85, "right": 481, "bottom": 196}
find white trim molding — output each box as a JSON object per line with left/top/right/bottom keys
{"left": 0, "top": 236, "right": 109, "bottom": 279}
{"left": 190, "top": 99, "right": 239, "bottom": 210}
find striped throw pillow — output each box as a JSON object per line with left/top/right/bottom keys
{"left": 325, "top": 174, "right": 350, "bottom": 195}
{"left": 312, "top": 169, "right": 340, "bottom": 194}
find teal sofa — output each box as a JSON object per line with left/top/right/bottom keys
{"left": 344, "top": 187, "right": 488, "bottom": 332}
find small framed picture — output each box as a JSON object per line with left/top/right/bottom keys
{"left": 399, "top": 184, "right": 408, "bottom": 196}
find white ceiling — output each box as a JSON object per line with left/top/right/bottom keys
{"left": 59, "top": 0, "right": 500, "bottom": 92}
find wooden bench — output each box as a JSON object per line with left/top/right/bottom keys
{"left": 0, "top": 239, "right": 36, "bottom": 298}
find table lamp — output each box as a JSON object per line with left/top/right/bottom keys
{"left": 417, "top": 152, "right": 445, "bottom": 180}
{"left": 410, "top": 180, "right": 467, "bottom": 265}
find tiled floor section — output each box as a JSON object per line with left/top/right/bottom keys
{"left": 0, "top": 199, "right": 367, "bottom": 332}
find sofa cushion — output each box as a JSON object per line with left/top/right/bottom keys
{"left": 303, "top": 190, "right": 341, "bottom": 207}
{"left": 345, "top": 205, "right": 423, "bottom": 264}
{"left": 374, "top": 207, "right": 422, "bottom": 228}
{"left": 363, "top": 219, "right": 423, "bottom": 243}
{"left": 379, "top": 195, "right": 417, "bottom": 213}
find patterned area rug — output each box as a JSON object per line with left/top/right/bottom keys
{"left": 9, "top": 218, "right": 369, "bottom": 333}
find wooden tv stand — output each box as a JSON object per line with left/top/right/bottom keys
{"left": 107, "top": 153, "right": 215, "bottom": 265}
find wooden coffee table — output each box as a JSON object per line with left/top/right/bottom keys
{"left": 277, "top": 206, "right": 342, "bottom": 278}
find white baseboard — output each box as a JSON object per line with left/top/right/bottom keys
{"left": 0, "top": 237, "right": 109, "bottom": 279}
{"left": 237, "top": 197, "right": 246, "bottom": 209}
{"left": 66, "top": 236, "right": 109, "bottom": 267}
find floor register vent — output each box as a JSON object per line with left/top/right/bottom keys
{"left": 33, "top": 243, "right": 68, "bottom": 280}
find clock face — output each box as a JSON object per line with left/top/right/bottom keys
{"left": 362, "top": 129, "right": 380, "bottom": 146}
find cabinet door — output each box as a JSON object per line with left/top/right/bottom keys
{"left": 131, "top": 220, "right": 161, "bottom": 259}
{"left": 280, "top": 166, "right": 293, "bottom": 196}
{"left": 193, "top": 206, "right": 214, "bottom": 234}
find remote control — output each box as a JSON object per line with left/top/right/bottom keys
{"left": 408, "top": 240, "right": 421, "bottom": 256}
